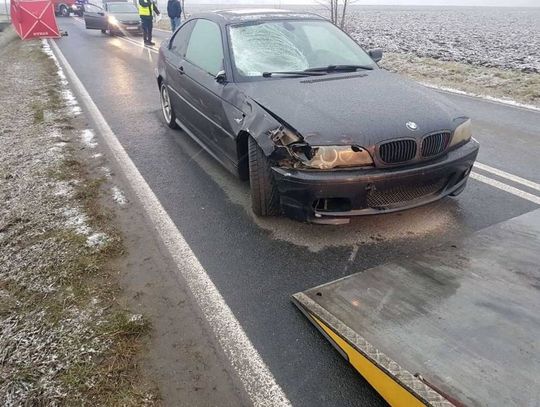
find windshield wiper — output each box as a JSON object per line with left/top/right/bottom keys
{"left": 262, "top": 71, "right": 328, "bottom": 78}
{"left": 304, "top": 64, "right": 374, "bottom": 73}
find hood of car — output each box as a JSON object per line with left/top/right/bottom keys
{"left": 237, "top": 70, "right": 465, "bottom": 147}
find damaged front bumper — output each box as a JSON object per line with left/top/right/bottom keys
{"left": 272, "top": 139, "right": 479, "bottom": 224}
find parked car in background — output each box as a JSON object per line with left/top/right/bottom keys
{"left": 53, "top": 0, "right": 84, "bottom": 17}
{"left": 83, "top": 1, "right": 142, "bottom": 36}
{"left": 156, "top": 10, "right": 479, "bottom": 224}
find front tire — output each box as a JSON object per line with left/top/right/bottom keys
{"left": 101, "top": 29, "right": 106, "bottom": 34}
{"left": 160, "top": 82, "right": 178, "bottom": 129}
{"left": 248, "top": 136, "right": 280, "bottom": 216}
{"left": 59, "top": 5, "right": 69, "bottom": 17}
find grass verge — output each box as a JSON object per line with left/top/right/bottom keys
{"left": 0, "top": 29, "right": 158, "bottom": 405}
{"left": 381, "top": 52, "right": 540, "bottom": 108}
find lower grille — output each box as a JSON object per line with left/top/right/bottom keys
{"left": 379, "top": 139, "right": 417, "bottom": 164}
{"left": 367, "top": 177, "right": 448, "bottom": 208}
{"left": 422, "top": 132, "right": 451, "bottom": 157}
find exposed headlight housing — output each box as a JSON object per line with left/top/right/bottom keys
{"left": 450, "top": 119, "right": 472, "bottom": 148}
{"left": 108, "top": 16, "right": 119, "bottom": 25}
{"left": 301, "top": 145, "right": 374, "bottom": 170}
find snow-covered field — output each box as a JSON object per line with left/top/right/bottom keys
{"left": 345, "top": 6, "right": 540, "bottom": 73}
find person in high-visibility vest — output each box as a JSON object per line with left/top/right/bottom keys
{"left": 138, "top": 0, "right": 160, "bottom": 46}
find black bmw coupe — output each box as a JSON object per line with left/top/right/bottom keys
{"left": 156, "top": 9, "right": 479, "bottom": 223}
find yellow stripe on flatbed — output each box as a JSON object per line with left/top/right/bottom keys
{"left": 311, "top": 314, "right": 426, "bottom": 407}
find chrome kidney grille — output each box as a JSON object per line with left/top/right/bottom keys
{"left": 379, "top": 139, "right": 417, "bottom": 164}
{"left": 378, "top": 131, "right": 451, "bottom": 164}
{"left": 421, "top": 132, "right": 451, "bottom": 158}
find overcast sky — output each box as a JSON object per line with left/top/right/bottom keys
{"left": 202, "top": 0, "right": 539, "bottom": 6}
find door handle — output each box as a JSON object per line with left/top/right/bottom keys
{"left": 177, "top": 66, "right": 184, "bottom": 74}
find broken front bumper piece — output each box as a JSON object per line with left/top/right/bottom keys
{"left": 272, "top": 139, "right": 479, "bottom": 223}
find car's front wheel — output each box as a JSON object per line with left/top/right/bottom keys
{"left": 248, "top": 136, "right": 280, "bottom": 216}
{"left": 160, "top": 82, "right": 178, "bottom": 129}
{"left": 59, "top": 5, "right": 69, "bottom": 17}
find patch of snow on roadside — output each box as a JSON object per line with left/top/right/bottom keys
{"left": 92, "top": 153, "right": 103, "bottom": 159}
{"left": 86, "top": 232, "right": 108, "bottom": 248}
{"left": 63, "top": 207, "right": 109, "bottom": 248}
{"left": 101, "top": 166, "right": 112, "bottom": 178}
{"left": 111, "top": 186, "right": 127, "bottom": 205}
{"left": 61, "top": 89, "right": 81, "bottom": 115}
{"left": 41, "top": 40, "right": 68, "bottom": 86}
{"left": 63, "top": 207, "right": 92, "bottom": 235}
{"left": 54, "top": 181, "right": 74, "bottom": 198}
{"left": 81, "top": 129, "right": 97, "bottom": 148}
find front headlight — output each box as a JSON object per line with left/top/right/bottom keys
{"left": 108, "top": 16, "right": 119, "bottom": 25}
{"left": 450, "top": 119, "right": 472, "bottom": 147}
{"left": 302, "top": 146, "right": 374, "bottom": 170}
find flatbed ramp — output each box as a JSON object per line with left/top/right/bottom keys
{"left": 293, "top": 209, "right": 540, "bottom": 407}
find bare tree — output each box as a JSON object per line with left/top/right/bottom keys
{"left": 315, "top": 0, "right": 356, "bottom": 29}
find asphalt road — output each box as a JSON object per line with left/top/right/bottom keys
{"left": 54, "top": 17, "right": 540, "bottom": 406}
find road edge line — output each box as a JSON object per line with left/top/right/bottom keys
{"left": 422, "top": 82, "right": 540, "bottom": 113}
{"left": 48, "top": 38, "right": 291, "bottom": 407}
{"left": 474, "top": 162, "right": 540, "bottom": 192}
{"left": 470, "top": 172, "right": 540, "bottom": 205}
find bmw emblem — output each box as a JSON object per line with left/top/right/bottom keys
{"left": 406, "top": 121, "right": 418, "bottom": 131}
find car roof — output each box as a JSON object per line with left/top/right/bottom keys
{"left": 191, "top": 9, "right": 325, "bottom": 25}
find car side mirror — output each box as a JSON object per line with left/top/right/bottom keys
{"left": 368, "top": 48, "right": 383, "bottom": 63}
{"left": 215, "top": 70, "right": 227, "bottom": 84}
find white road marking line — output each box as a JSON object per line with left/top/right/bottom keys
{"left": 48, "top": 39, "right": 291, "bottom": 407}
{"left": 475, "top": 162, "right": 540, "bottom": 192}
{"left": 348, "top": 245, "right": 359, "bottom": 263}
{"left": 423, "top": 83, "right": 540, "bottom": 113}
{"left": 470, "top": 172, "right": 540, "bottom": 205}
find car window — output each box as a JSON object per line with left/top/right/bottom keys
{"left": 185, "top": 19, "right": 224, "bottom": 76}
{"left": 84, "top": 3, "right": 103, "bottom": 13}
{"left": 107, "top": 3, "right": 137, "bottom": 13}
{"left": 170, "top": 20, "right": 195, "bottom": 57}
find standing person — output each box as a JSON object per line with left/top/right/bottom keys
{"left": 167, "top": 0, "right": 181, "bottom": 32}
{"left": 138, "top": 0, "right": 160, "bottom": 46}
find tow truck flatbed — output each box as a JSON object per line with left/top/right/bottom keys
{"left": 293, "top": 209, "right": 540, "bottom": 407}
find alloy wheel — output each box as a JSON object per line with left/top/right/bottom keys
{"left": 161, "top": 85, "right": 172, "bottom": 124}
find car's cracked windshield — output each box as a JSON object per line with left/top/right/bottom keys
{"left": 229, "top": 19, "right": 376, "bottom": 77}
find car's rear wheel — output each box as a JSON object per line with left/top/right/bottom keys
{"left": 160, "top": 82, "right": 178, "bottom": 129}
{"left": 248, "top": 136, "right": 280, "bottom": 216}
{"left": 101, "top": 29, "right": 106, "bottom": 34}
